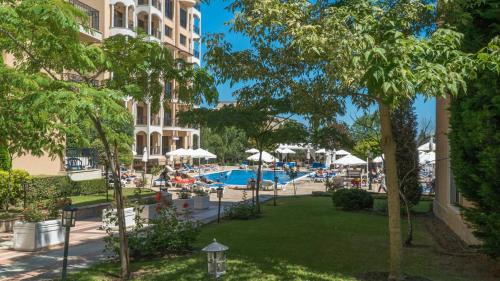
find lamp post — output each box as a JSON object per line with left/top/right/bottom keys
{"left": 216, "top": 187, "right": 223, "bottom": 224}
{"left": 367, "top": 151, "right": 373, "bottom": 190}
{"left": 274, "top": 176, "right": 278, "bottom": 207}
{"left": 202, "top": 239, "right": 229, "bottom": 280}
{"left": 21, "top": 180, "right": 29, "bottom": 209}
{"left": 61, "top": 204, "right": 77, "bottom": 281}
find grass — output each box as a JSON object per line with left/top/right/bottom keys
{"left": 71, "top": 196, "right": 496, "bottom": 281}
{"left": 70, "top": 188, "right": 156, "bottom": 207}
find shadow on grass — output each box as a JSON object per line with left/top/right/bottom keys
{"left": 83, "top": 254, "right": 359, "bottom": 281}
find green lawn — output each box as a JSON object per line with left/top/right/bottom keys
{"left": 71, "top": 196, "right": 495, "bottom": 281}
{"left": 70, "top": 188, "right": 156, "bottom": 207}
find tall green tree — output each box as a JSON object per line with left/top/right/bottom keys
{"left": 201, "top": 126, "right": 248, "bottom": 164}
{"left": 351, "top": 112, "right": 381, "bottom": 159}
{"left": 445, "top": 0, "right": 500, "bottom": 258}
{"left": 0, "top": 0, "right": 216, "bottom": 278}
{"left": 203, "top": 1, "right": 493, "bottom": 279}
{"left": 391, "top": 99, "right": 420, "bottom": 246}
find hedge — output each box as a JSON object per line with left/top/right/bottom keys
{"left": 31, "top": 176, "right": 107, "bottom": 200}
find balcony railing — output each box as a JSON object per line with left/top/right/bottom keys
{"left": 137, "top": 115, "right": 147, "bottom": 125}
{"left": 162, "top": 146, "right": 170, "bottom": 155}
{"left": 150, "top": 146, "right": 161, "bottom": 155}
{"left": 69, "top": 0, "right": 99, "bottom": 30}
{"left": 136, "top": 145, "right": 145, "bottom": 155}
{"left": 113, "top": 16, "right": 125, "bottom": 28}
{"left": 152, "top": 28, "right": 161, "bottom": 39}
{"left": 163, "top": 113, "right": 173, "bottom": 126}
{"left": 151, "top": 115, "right": 161, "bottom": 126}
{"left": 63, "top": 73, "right": 102, "bottom": 87}
{"left": 194, "top": 49, "right": 200, "bottom": 59}
{"left": 65, "top": 147, "right": 98, "bottom": 171}
{"left": 152, "top": 0, "right": 162, "bottom": 10}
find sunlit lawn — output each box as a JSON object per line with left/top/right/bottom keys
{"left": 70, "top": 188, "right": 156, "bottom": 207}
{"left": 71, "top": 196, "right": 494, "bottom": 281}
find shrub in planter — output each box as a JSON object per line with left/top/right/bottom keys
{"left": 331, "top": 189, "right": 374, "bottom": 210}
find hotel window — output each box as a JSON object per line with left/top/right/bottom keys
{"left": 165, "top": 0, "right": 173, "bottom": 19}
{"left": 180, "top": 34, "right": 187, "bottom": 46}
{"left": 164, "top": 25, "right": 172, "bottom": 37}
{"left": 165, "top": 81, "right": 173, "bottom": 98}
{"left": 180, "top": 8, "right": 187, "bottom": 29}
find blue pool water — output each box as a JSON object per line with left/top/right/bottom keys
{"left": 203, "top": 169, "right": 307, "bottom": 186}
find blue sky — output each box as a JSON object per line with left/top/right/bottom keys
{"left": 200, "top": 1, "right": 436, "bottom": 130}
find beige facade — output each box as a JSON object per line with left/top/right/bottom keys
{"left": 11, "top": 0, "right": 202, "bottom": 174}
{"left": 433, "top": 97, "right": 479, "bottom": 245}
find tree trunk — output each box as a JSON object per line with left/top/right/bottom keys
{"left": 90, "top": 116, "right": 130, "bottom": 280}
{"left": 255, "top": 147, "right": 263, "bottom": 213}
{"left": 5, "top": 156, "right": 13, "bottom": 211}
{"left": 379, "top": 102, "right": 402, "bottom": 281}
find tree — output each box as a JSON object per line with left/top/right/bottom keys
{"left": 0, "top": 1, "right": 216, "bottom": 278}
{"left": 201, "top": 126, "right": 248, "bottom": 164}
{"left": 204, "top": 1, "right": 484, "bottom": 280}
{"left": 351, "top": 112, "right": 381, "bottom": 159}
{"left": 445, "top": 0, "right": 500, "bottom": 258}
{"left": 391, "top": 99, "right": 420, "bottom": 246}
{"left": 180, "top": 102, "right": 308, "bottom": 213}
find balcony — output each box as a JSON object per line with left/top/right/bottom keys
{"left": 150, "top": 114, "right": 161, "bottom": 126}
{"left": 69, "top": 0, "right": 102, "bottom": 41}
{"left": 152, "top": 28, "right": 161, "bottom": 40}
{"left": 65, "top": 148, "right": 98, "bottom": 171}
{"left": 163, "top": 114, "right": 173, "bottom": 127}
{"left": 63, "top": 73, "right": 102, "bottom": 87}
{"left": 150, "top": 146, "right": 161, "bottom": 155}
{"left": 136, "top": 115, "right": 147, "bottom": 125}
{"left": 179, "top": 0, "right": 196, "bottom": 8}
{"left": 193, "top": 25, "right": 200, "bottom": 35}
{"left": 152, "top": 0, "right": 162, "bottom": 11}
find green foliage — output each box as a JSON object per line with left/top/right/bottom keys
{"left": 201, "top": 127, "right": 247, "bottom": 164}
{"left": 224, "top": 191, "right": 259, "bottom": 220}
{"left": 0, "top": 146, "right": 10, "bottom": 171}
{"left": 351, "top": 112, "right": 381, "bottom": 159}
{"left": 391, "top": 100, "right": 421, "bottom": 206}
{"left": 107, "top": 206, "right": 200, "bottom": 259}
{"left": 0, "top": 169, "right": 30, "bottom": 209}
{"left": 446, "top": 0, "right": 500, "bottom": 258}
{"left": 31, "top": 176, "right": 106, "bottom": 199}
{"left": 332, "top": 189, "right": 374, "bottom": 211}
{"left": 22, "top": 204, "right": 45, "bottom": 222}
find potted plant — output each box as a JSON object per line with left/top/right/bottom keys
{"left": 139, "top": 191, "right": 173, "bottom": 221}
{"left": 13, "top": 204, "right": 64, "bottom": 251}
{"left": 173, "top": 190, "right": 193, "bottom": 213}
{"left": 193, "top": 189, "right": 210, "bottom": 210}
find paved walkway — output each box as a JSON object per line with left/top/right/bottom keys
{"left": 0, "top": 182, "right": 325, "bottom": 280}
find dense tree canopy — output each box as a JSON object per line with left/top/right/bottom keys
{"left": 445, "top": 0, "right": 500, "bottom": 258}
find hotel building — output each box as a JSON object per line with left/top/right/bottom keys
{"left": 11, "top": 0, "right": 202, "bottom": 176}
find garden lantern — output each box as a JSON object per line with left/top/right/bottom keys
{"left": 61, "top": 204, "right": 77, "bottom": 281}
{"left": 62, "top": 204, "right": 77, "bottom": 227}
{"left": 202, "top": 238, "right": 229, "bottom": 279}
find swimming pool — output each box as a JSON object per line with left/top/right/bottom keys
{"left": 203, "top": 169, "right": 307, "bottom": 186}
